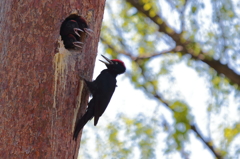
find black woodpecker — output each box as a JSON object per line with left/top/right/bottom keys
{"left": 73, "top": 55, "right": 126, "bottom": 140}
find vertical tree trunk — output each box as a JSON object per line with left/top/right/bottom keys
{"left": 0, "top": 0, "right": 105, "bottom": 158}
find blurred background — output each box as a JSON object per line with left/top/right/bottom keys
{"left": 79, "top": 0, "right": 240, "bottom": 158}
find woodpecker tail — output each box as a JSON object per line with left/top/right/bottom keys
{"left": 73, "top": 104, "right": 94, "bottom": 140}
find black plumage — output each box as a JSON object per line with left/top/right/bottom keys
{"left": 60, "top": 20, "right": 83, "bottom": 49}
{"left": 73, "top": 55, "right": 126, "bottom": 140}
{"left": 60, "top": 16, "right": 93, "bottom": 49}
{"left": 60, "top": 20, "right": 82, "bottom": 37}
{"left": 75, "top": 16, "right": 94, "bottom": 36}
{"left": 61, "top": 34, "right": 83, "bottom": 49}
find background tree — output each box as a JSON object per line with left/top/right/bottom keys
{"left": 79, "top": 0, "right": 240, "bottom": 158}
{"left": 0, "top": 0, "right": 105, "bottom": 158}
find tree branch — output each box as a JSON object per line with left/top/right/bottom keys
{"left": 100, "top": 37, "right": 225, "bottom": 158}
{"left": 100, "top": 37, "right": 179, "bottom": 61}
{"left": 190, "top": 125, "right": 223, "bottom": 159}
{"left": 126, "top": 0, "right": 240, "bottom": 87}
{"left": 152, "top": 92, "right": 224, "bottom": 159}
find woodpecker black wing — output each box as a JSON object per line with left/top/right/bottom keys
{"left": 73, "top": 55, "right": 126, "bottom": 140}
{"left": 84, "top": 79, "right": 98, "bottom": 95}
{"left": 60, "top": 20, "right": 81, "bottom": 37}
{"left": 92, "top": 70, "right": 117, "bottom": 125}
{"left": 73, "top": 70, "right": 116, "bottom": 139}
{"left": 62, "top": 34, "right": 83, "bottom": 49}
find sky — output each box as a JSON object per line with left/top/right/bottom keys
{"left": 78, "top": 53, "right": 224, "bottom": 159}
{"left": 78, "top": 0, "right": 240, "bottom": 158}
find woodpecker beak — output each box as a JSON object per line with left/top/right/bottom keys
{"left": 99, "top": 55, "right": 113, "bottom": 65}
{"left": 84, "top": 28, "right": 94, "bottom": 36}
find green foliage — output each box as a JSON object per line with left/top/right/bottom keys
{"left": 80, "top": 114, "right": 159, "bottom": 159}
{"left": 224, "top": 123, "right": 240, "bottom": 145}
{"left": 168, "top": 101, "right": 191, "bottom": 150}
{"left": 106, "top": 123, "right": 132, "bottom": 158}
{"left": 80, "top": 0, "right": 240, "bottom": 158}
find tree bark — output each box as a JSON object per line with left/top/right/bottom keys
{"left": 0, "top": 0, "right": 105, "bottom": 158}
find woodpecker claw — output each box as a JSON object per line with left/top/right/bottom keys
{"left": 78, "top": 74, "right": 86, "bottom": 80}
{"left": 74, "top": 28, "right": 83, "bottom": 37}
{"left": 84, "top": 28, "right": 94, "bottom": 36}
{"left": 73, "top": 41, "right": 84, "bottom": 48}
{"left": 100, "top": 55, "right": 114, "bottom": 65}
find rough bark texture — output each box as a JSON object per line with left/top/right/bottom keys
{"left": 0, "top": 0, "right": 105, "bottom": 158}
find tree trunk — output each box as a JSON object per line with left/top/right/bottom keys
{"left": 0, "top": 0, "right": 105, "bottom": 158}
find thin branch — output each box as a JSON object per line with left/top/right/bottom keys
{"left": 151, "top": 91, "right": 224, "bottom": 159}
{"left": 135, "top": 63, "right": 224, "bottom": 158}
{"left": 190, "top": 125, "right": 223, "bottom": 159}
{"left": 100, "top": 36, "right": 175, "bottom": 61}
{"left": 100, "top": 37, "right": 224, "bottom": 158}
{"left": 100, "top": 36, "right": 133, "bottom": 58}
{"left": 126, "top": 0, "right": 240, "bottom": 87}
